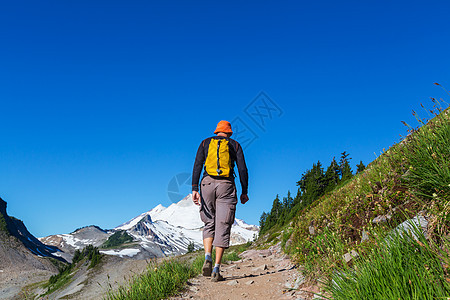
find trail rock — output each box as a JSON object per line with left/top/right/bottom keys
{"left": 343, "top": 250, "right": 359, "bottom": 263}
{"left": 284, "top": 274, "right": 305, "bottom": 290}
{"left": 372, "top": 214, "right": 392, "bottom": 224}
{"left": 227, "top": 280, "right": 239, "bottom": 286}
{"left": 361, "top": 230, "right": 369, "bottom": 242}
{"left": 258, "top": 249, "right": 272, "bottom": 258}
{"left": 269, "top": 242, "right": 282, "bottom": 254}
{"left": 240, "top": 250, "right": 262, "bottom": 260}
{"left": 245, "top": 280, "right": 254, "bottom": 285}
{"left": 392, "top": 215, "right": 428, "bottom": 239}
{"left": 275, "top": 259, "right": 295, "bottom": 272}
{"left": 252, "top": 264, "right": 268, "bottom": 272}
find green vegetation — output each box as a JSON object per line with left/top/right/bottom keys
{"left": 43, "top": 263, "right": 74, "bottom": 296}
{"left": 105, "top": 255, "right": 204, "bottom": 300}
{"left": 102, "top": 230, "right": 133, "bottom": 249}
{"left": 187, "top": 241, "right": 195, "bottom": 253}
{"left": 43, "top": 245, "right": 103, "bottom": 296}
{"left": 326, "top": 224, "right": 450, "bottom": 299}
{"left": 258, "top": 95, "right": 450, "bottom": 297}
{"left": 106, "top": 243, "right": 252, "bottom": 300}
{"left": 222, "top": 250, "right": 240, "bottom": 262}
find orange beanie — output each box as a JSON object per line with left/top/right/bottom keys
{"left": 214, "top": 120, "right": 233, "bottom": 135}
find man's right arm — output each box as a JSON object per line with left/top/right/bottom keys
{"left": 192, "top": 140, "right": 205, "bottom": 193}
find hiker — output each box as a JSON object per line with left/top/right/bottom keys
{"left": 192, "top": 120, "right": 249, "bottom": 282}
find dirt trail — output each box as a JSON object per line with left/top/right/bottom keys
{"left": 170, "top": 244, "right": 322, "bottom": 300}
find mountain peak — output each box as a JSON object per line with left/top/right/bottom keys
{"left": 150, "top": 194, "right": 203, "bottom": 230}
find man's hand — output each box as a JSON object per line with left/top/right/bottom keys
{"left": 192, "top": 191, "right": 201, "bottom": 206}
{"left": 240, "top": 194, "right": 249, "bottom": 204}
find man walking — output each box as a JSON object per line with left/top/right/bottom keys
{"left": 192, "top": 120, "right": 249, "bottom": 282}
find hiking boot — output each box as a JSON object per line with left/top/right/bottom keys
{"left": 202, "top": 260, "right": 212, "bottom": 277}
{"left": 211, "top": 271, "right": 224, "bottom": 282}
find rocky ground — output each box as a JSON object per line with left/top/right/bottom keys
{"left": 0, "top": 269, "right": 55, "bottom": 300}
{"left": 170, "top": 243, "right": 324, "bottom": 300}
{"left": 36, "top": 255, "right": 151, "bottom": 299}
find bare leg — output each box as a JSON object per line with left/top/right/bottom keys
{"left": 203, "top": 237, "right": 213, "bottom": 255}
{"left": 215, "top": 246, "right": 224, "bottom": 266}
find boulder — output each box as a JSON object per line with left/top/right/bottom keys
{"left": 372, "top": 214, "right": 392, "bottom": 224}
{"left": 343, "top": 250, "right": 359, "bottom": 263}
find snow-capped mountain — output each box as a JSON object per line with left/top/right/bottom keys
{"left": 40, "top": 194, "right": 259, "bottom": 260}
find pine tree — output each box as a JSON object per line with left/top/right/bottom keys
{"left": 356, "top": 160, "right": 366, "bottom": 174}
{"left": 187, "top": 241, "right": 195, "bottom": 253}
{"left": 297, "top": 161, "right": 325, "bottom": 206}
{"left": 339, "top": 151, "right": 353, "bottom": 181}
{"left": 270, "top": 195, "right": 282, "bottom": 219}
{"left": 282, "top": 190, "right": 293, "bottom": 211}
{"left": 324, "top": 157, "right": 340, "bottom": 192}
{"left": 259, "top": 212, "right": 268, "bottom": 229}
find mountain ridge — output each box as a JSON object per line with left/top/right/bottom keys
{"left": 40, "top": 194, "right": 259, "bottom": 261}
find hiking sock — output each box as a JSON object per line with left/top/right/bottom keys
{"left": 213, "top": 264, "right": 220, "bottom": 273}
{"left": 205, "top": 253, "right": 212, "bottom": 262}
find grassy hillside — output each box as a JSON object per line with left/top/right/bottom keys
{"left": 260, "top": 100, "right": 450, "bottom": 298}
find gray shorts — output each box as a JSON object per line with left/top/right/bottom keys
{"left": 200, "top": 176, "right": 237, "bottom": 248}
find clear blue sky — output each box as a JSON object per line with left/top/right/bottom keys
{"left": 1, "top": 0, "right": 449, "bottom": 237}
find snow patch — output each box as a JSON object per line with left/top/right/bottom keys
{"left": 101, "top": 248, "right": 141, "bottom": 258}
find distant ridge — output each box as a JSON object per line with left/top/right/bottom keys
{"left": 40, "top": 194, "right": 259, "bottom": 260}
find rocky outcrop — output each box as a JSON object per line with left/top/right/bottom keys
{"left": 0, "top": 197, "right": 64, "bottom": 262}
{"left": 0, "top": 196, "right": 64, "bottom": 274}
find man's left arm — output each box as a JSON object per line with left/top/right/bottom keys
{"left": 192, "top": 141, "right": 205, "bottom": 205}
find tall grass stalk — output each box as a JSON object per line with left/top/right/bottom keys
{"left": 401, "top": 107, "right": 450, "bottom": 199}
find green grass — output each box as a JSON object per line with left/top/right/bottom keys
{"left": 222, "top": 250, "right": 240, "bottom": 262}
{"left": 105, "top": 255, "right": 204, "bottom": 300}
{"left": 324, "top": 224, "right": 450, "bottom": 299}
{"left": 105, "top": 242, "right": 253, "bottom": 300}
{"left": 401, "top": 105, "right": 450, "bottom": 200}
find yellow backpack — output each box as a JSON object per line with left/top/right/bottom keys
{"left": 204, "top": 138, "right": 232, "bottom": 177}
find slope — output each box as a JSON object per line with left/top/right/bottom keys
{"left": 258, "top": 104, "right": 450, "bottom": 297}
